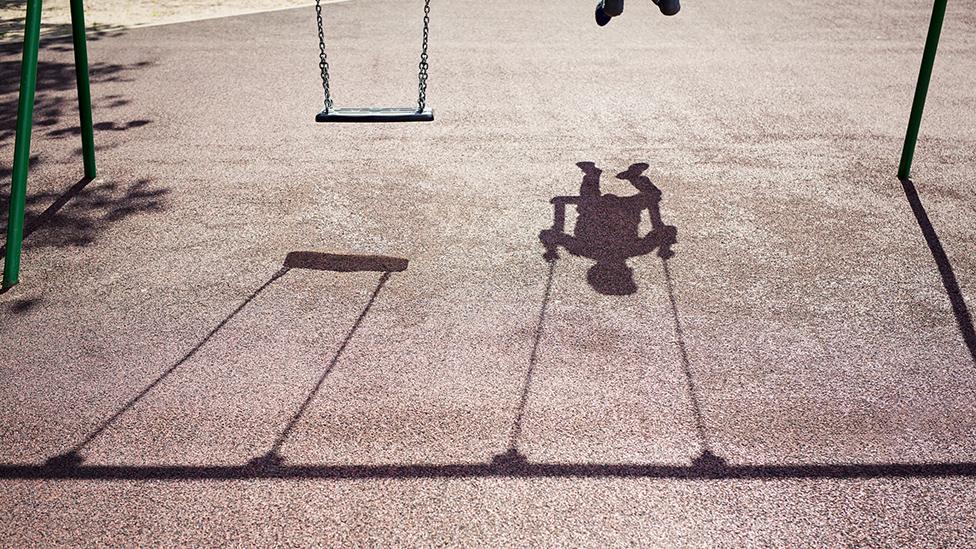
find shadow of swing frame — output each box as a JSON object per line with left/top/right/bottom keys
{"left": 2, "top": 458, "right": 976, "bottom": 481}
{"left": 2, "top": 250, "right": 975, "bottom": 483}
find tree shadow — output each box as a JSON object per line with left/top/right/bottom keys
{"left": 45, "top": 118, "right": 151, "bottom": 138}
{"left": 0, "top": 176, "right": 171, "bottom": 255}
{"left": 1, "top": 29, "right": 159, "bottom": 261}
{"left": 540, "top": 162, "right": 677, "bottom": 295}
{"left": 901, "top": 178, "right": 976, "bottom": 364}
{"left": 0, "top": 0, "right": 31, "bottom": 42}
{"left": 0, "top": 31, "right": 146, "bottom": 144}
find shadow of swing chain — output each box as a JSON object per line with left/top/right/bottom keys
{"left": 253, "top": 272, "right": 391, "bottom": 467}
{"left": 661, "top": 258, "right": 729, "bottom": 469}
{"left": 498, "top": 259, "right": 557, "bottom": 465}
{"left": 661, "top": 259, "right": 709, "bottom": 450}
{"left": 49, "top": 266, "right": 291, "bottom": 466}
{"left": 8, "top": 251, "right": 976, "bottom": 481}
{"left": 46, "top": 252, "right": 407, "bottom": 467}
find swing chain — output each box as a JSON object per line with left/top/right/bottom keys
{"left": 314, "top": 0, "right": 429, "bottom": 113}
{"left": 315, "top": 0, "right": 333, "bottom": 111}
{"left": 417, "top": 0, "right": 431, "bottom": 112}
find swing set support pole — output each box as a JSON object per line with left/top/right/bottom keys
{"left": 2, "top": 0, "right": 43, "bottom": 291}
{"left": 71, "top": 0, "right": 97, "bottom": 180}
{"left": 898, "top": 0, "right": 948, "bottom": 181}
{"left": 2, "top": 0, "right": 96, "bottom": 291}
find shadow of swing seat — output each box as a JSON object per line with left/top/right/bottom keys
{"left": 284, "top": 251, "right": 408, "bottom": 272}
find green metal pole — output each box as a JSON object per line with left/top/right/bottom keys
{"left": 70, "top": 0, "right": 96, "bottom": 179}
{"left": 898, "top": 0, "right": 948, "bottom": 181}
{"left": 2, "top": 0, "right": 43, "bottom": 290}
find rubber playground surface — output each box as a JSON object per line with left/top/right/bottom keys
{"left": 1, "top": 0, "right": 975, "bottom": 545}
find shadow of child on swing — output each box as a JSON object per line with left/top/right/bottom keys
{"left": 540, "top": 162, "right": 677, "bottom": 295}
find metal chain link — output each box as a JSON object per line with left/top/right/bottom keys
{"left": 417, "top": 0, "right": 431, "bottom": 111}
{"left": 315, "top": 0, "right": 333, "bottom": 111}
{"left": 315, "top": 0, "right": 430, "bottom": 113}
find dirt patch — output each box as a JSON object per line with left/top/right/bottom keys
{"left": 0, "top": 0, "right": 347, "bottom": 43}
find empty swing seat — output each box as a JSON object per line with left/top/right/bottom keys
{"left": 315, "top": 107, "right": 434, "bottom": 123}
{"left": 312, "top": 0, "right": 434, "bottom": 124}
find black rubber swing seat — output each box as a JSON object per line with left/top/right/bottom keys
{"left": 315, "top": 107, "right": 434, "bottom": 123}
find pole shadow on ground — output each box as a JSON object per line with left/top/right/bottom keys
{"left": 900, "top": 178, "right": 976, "bottom": 365}
{"left": 0, "top": 177, "right": 170, "bottom": 256}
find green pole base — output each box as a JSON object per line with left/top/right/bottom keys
{"left": 897, "top": 0, "right": 949, "bottom": 181}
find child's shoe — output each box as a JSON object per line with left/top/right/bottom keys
{"left": 652, "top": 0, "right": 680, "bottom": 16}
{"left": 595, "top": 0, "right": 624, "bottom": 26}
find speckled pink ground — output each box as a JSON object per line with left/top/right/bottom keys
{"left": 1, "top": 0, "right": 975, "bottom": 545}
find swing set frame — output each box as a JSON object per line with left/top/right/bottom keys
{"left": 0, "top": 0, "right": 956, "bottom": 290}
{"left": 3, "top": 0, "right": 95, "bottom": 291}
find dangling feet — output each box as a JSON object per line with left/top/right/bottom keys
{"left": 597, "top": 0, "right": 677, "bottom": 26}
{"left": 651, "top": 0, "right": 680, "bottom": 16}
{"left": 595, "top": 0, "right": 624, "bottom": 26}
